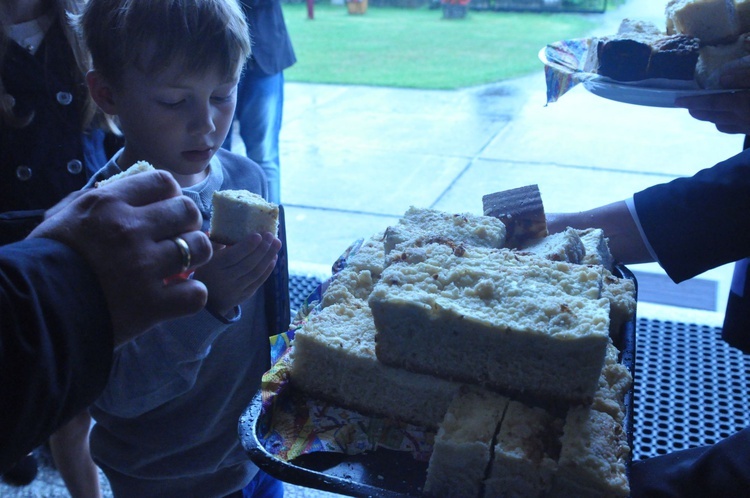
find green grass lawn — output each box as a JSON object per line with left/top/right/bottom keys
{"left": 281, "top": 3, "right": 601, "bottom": 89}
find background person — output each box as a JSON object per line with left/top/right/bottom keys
{"left": 1, "top": 0, "right": 121, "bottom": 240}
{"left": 223, "top": 0, "right": 296, "bottom": 204}
{"left": 546, "top": 144, "right": 750, "bottom": 495}
{"left": 1, "top": 0, "right": 123, "bottom": 486}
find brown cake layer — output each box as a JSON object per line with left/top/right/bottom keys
{"left": 648, "top": 35, "right": 701, "bottom": 80}
{"left": 482, "top": 184, "right": 547, "bottom": 248}
{"left": 591, "top": 33, "right": 700, "bottom": 82}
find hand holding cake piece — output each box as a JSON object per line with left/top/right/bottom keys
{"left": 94, "top": 160, "right": 156, "bottom": 188}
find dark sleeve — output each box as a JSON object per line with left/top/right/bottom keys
{"left": 0, "top": 210, "right": 46, "bottom": 246}
{"left": 633, "top": 148, "right": 750, "bottom": 283}
{"left": 0, "top": 239, "right": 113, "bottom": 472}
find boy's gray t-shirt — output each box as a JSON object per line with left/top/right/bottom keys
{"left": 87, "top": 148, "right": 272, "bottom": 497}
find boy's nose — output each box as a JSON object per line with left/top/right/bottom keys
{"left": 189, "top": 105, "right": 217, "bottom": 135}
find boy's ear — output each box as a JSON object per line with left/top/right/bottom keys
{"left": 86, "top": 70, "right": 118, "bottom": 115}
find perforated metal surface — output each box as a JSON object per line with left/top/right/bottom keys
{"left": 633, "top": 318, "right": 750, "bottom": 462}
{"left": 289, "top": 274, "right": 324, "bottom": 317}
{"left": 288, "top": 275, "right": 750, "bottom": 464}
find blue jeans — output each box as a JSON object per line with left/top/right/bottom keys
{"left": 224, "top": 71, "right": 285, "bottom": 204}
{"left": 242, "top": 469, "right": 284, "bottom": 498}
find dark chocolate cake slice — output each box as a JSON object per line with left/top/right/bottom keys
{"left": 647, "top": 34, "right": 700, "bottom": 80}
{"left": 594, "top": 38, "right": 652, "bottom": 81}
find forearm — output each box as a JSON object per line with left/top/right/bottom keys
{"left": 546, "top": 200, "right": 655, "bottom": 265}
{"left": 0, "top": 240, "right": 112, "bottom": 472}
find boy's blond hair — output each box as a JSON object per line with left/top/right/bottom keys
{"left": 80, "top": 0, "right": 251, "bottom": 88}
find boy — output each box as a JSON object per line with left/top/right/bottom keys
{"left": 71, "top": 0, "right": 288, "bottom": 496}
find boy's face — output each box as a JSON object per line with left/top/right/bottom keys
{"left": 104, "top": 62, "right": 239, "bottom": 186}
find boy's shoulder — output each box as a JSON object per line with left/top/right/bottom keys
{"left": 215, "top": 148, "right": 266, "bottom": 190}
{"left": 214, "top": 149, "right": 273, "bottom": 200}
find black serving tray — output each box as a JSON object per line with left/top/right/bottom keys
{"left": 239, "top": 264, "right": 637, "bottom": 497}
{"left": 240, "top": 388, "right": 427, "bottom": 497}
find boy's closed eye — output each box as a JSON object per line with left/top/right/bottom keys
{"left": 159, "top": 99, "right": 186, "bottom": 109}
{"left": 211, "top": 93, "right": 235, "bottom": 104}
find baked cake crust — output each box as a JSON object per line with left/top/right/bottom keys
{"left": 285, "top": 204, "right": 636, "bottom": 496}
{"left": 209, "top": 189, "right": 279, "bottom": 244}
{"left": 423, "top": 387, "right": 510, "bottom": 498}
{"left": 370, "top": 242, "right": 611, "bottom": 404}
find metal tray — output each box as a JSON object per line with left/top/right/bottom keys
{"left": 240, "top": 265, "right": 637, "bottom": 497}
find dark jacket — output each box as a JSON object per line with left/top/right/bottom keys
{"left": 633, "top": 148, "right": 750, "bottom": 352}
{"left": 241, "top": 0, "right": 296, "bottom": 76}
{"left": 0, "top": 239, "right": 113, "bottom": 472}
{"left": 0, "top": 20, "right": 116, "bottom": 213}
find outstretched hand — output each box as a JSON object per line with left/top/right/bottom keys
{"left": 193, "top": 232, "right": 282, "bottom": 318}
{"left": 29, "top": 170, "right": 213, "bottom": 345}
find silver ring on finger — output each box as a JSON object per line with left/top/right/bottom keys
{"left": 172, "top": 236, "right": 191, "bottom": 273}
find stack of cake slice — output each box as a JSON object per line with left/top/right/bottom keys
{"left": 424, "top": 386, "right": 630, "bottom": 498}
{"left": 288, "top": 199, "right": 635, "bottom": 497}
{"left": 369, "top": 242, "right": 611, "bottom": 405}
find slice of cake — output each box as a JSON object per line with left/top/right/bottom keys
{"left": 483, "top": 400, "right": 562, "bottom": 498}
{"left": 209, "top": 189, "right": 279, "bottom": 244}
{"left": 647, "top": 34, "right": 701, "bottom": 80}
{"left": 338, "top": 231, "right": 387, "bottom": 276}
{"left": 482, "top": 184, "right": 547, "bottom": 248}
{"left": 591, "top": 341, "right": 633, "bottom": 423}
{"left": 587, "top": 18, "right": 700, "bottom": 82}
{"left": 696, "top": 33, "right": 750, "bottom": 88}
{"left": 589, "top": 36, "right": 654, "bottom": 81}
{"left": 576, "top": 227, "right": 615, "bottom": 271}
{"left": 290, "top": 285, "right": 461, "bottom": 429}
{"left": 549, "top": 407, "right": 630, "bottom": 498}
{"left": 425, "top": 386, "right": 631, "bottom": 498}
{"left": 95, "top": 160, "right": 155, "bottom": 187}
{"left": 584, "top": 20, "right": 663, "bottom": 81}
{"left": 369, "top": 242, "right": 611, "bottom": 404}
{"left": 602, "top": 269, "right": 637, "bottom": 339}
{"left": 666, "top": 0, "right": 740, "bottom": 45}
{"left": 423, "top": 387, "right": 510, "bottom": 498}
{"left": 382, "top": 206, "right": 507, "bottom": 256}
{"left": 518, "top": 227, "right": 585, "bottom": 264}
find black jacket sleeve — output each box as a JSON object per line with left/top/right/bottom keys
{"left": 0, "top": 239, "right": 113, "bottom": 472}
{"left": 633, "top": 147, "right": 750, "bottom": 283}
{"left": 0, "top": 210, "right": 46, "bottom": 246}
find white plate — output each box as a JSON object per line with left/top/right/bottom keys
{"left": 539, "top": 45, "right": 741, "bottom": 108}
{"left": 582, "top": 78, "right": 737, "bottom": 108}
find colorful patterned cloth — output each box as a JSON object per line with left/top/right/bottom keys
{"left": 542, "top": 38, "right": 596, "bottom": 104}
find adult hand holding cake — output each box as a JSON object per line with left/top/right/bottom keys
{"left": 195, "top": 189, "right": 281, "bottom": 317}
{"left": 674, "top": 59, "right": 750, "bottom": 133}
